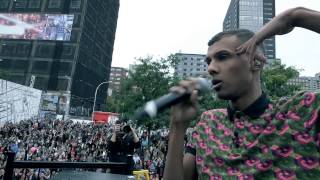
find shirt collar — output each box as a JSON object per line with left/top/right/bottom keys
{"left": 227, "top": 93, "right": 270, "bottom": 121}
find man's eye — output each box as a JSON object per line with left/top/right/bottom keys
{"left": 218, "top": 54, "right": 229, "bottom": 60}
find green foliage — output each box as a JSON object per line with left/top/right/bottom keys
{"left": 105, "top": 96, "right": 120, "bottom": 113}
{"left": 107, "top": 55, "right": 180, "bottom": 130}
{"left": 262, "top": 61, "right": 301, "bottom": 100}
{"left": 106, "top": 54, "right": 226, "bottom": 130}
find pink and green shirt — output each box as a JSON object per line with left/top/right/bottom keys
{"left": 186, "top": 91, "right": 320, "bottom": 180}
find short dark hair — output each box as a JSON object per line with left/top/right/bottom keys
{"left": 208, "top": 29, "right": 264, "bottom": 53}
{"left": 115, "top": 120, "right": 123, "bottom": 124}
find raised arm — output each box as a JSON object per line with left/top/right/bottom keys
{"left": 256, "top": 7, "right": 320, "bottom": 44}
{"left": 236, "top": 7, "right": 320, "bottom": 60}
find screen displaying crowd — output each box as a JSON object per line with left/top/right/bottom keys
{"left": 0, "top": 13, "right": 74, "bottom": 41}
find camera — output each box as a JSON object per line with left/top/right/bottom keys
{"left": 123, "top": 125, "right": 131, "bottom": 133}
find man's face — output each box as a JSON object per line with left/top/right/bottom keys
{"left": 206, "top": 35, "right": 254, "bottom": 100}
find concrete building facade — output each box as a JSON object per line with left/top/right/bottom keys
{"left": 108, "top": 66, "right": 128, "bottom": 96}
{"left": 174, "top": 53, "right": 208, "bottom": 79}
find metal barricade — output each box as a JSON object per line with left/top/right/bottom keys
{"left": 3, "top": 152, "right": 134, "bottom": 180}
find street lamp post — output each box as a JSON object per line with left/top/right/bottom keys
{"left": 92, "top": 81, "right": 111, "bottom": 122}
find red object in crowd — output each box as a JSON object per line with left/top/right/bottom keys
{"left": 93, "top": 111, "right": 119, "bottom": 124}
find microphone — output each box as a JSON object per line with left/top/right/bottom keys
{"left": 134, "top": 78, "right": 211, "bottom": 119}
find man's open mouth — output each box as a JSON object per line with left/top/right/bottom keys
{"left": 212, "top": 80, "right": 223, "bottom": 90}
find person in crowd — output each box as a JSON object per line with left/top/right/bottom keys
{"left": 164, "top": 7, "right": 320, "bottom": 180}
{"left": 107, "top": 119, "right": 141, "bottom": 174}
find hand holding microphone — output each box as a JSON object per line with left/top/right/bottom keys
{"left": 169, "top": 79, "right": 204, "bottom": 129}
{"left": 134, "top": 78, "right": 211, "bottom": 128}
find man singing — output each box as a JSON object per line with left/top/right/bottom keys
{"left": 164, "top": 7, "right": 320, "bottom": 180}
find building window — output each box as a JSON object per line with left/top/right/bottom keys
{"left": 13, "top": 0, "right": 28, "bottom": 9}
{"left": 61, "top": 45, "right": 75, "bottom": 58}
{"left": 48, "top": 0, "right": 62, "bottom": 8}
{"left": 28, "top": 0, "right": 41, "bottom": 8}
{"left": 15, "top": 44, "right": 31, "bottom": 57}
{"left": 0, "top": 0, "right": 10, "bottom": 9}
{"left": 70, "top": 0, "right": 81, "bottom": 9}
{"left": 35, "top": 44, "right": 55, "bottom": 58}
{"left": 184, "top": 63, "right": 187, "bottom": 65}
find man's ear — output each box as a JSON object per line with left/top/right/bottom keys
{"left": 251, "top": 53, "right": 266, "bottom": 71}
{"left": 251, "top": 59, "right": 262, "bottom": 71}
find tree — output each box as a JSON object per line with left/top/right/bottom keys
{"left": 262, "top": 61, "right": 302, "bottom": 100}
{"left": 106, "top": 54, "right": 228, "bottom": 130}
{"left": 107, "top": 55, "right": 180, "bottom": 131}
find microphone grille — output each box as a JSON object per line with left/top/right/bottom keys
{"left": 196, "top": 78, "right": 212, "bottom": 94}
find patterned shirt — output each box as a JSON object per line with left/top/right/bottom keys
{"left": 186, "top": 91, "right": 320, "bottom": 180}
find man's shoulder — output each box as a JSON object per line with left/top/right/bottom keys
{"left": 203, "top": 108, "right": 228, "bottom": 115}
{"left": 194, "top": 108, "right": 228, "bottom": 127}
{"left": 275, "top": 90, "right": 320, "bottom": 111}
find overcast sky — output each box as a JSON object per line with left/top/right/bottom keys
{"left": 112, "top": 0, "right": 320, "bottom": 77}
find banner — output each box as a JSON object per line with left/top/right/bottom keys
{"left": 93, "top": 111, "right": 119, "bottom": 124}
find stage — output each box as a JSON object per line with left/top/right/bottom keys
{"left": 50, "top": 170, "right": 129, "bottom": 180}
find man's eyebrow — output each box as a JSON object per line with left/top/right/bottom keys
{"left": 209, "top": 50, "right": 233, "bottom": 59}
{"left": 214, "top": 50, "right": 232, "bottom": 56}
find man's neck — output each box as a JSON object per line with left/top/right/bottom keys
{"left": 230, "top": 87, "right": 262, "bottom": 111}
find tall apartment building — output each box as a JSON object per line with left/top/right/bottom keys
{"left": 108, "top": 66, "right": 128, "bottom": 96}
{"left": 288, "top": 74, "right": 320, "bottom": 91}
{"left": 0, "top": 0, "right": 120, "bottom": 117}
{"left": 223, "top": 0, "right": 276, "bottom": 62}
{"left": 174, "top": 53, "right": 208, "bottom": 79}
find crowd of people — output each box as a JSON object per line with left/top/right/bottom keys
{"left": 0, "top": 119, "right": 181, "bottom": 180}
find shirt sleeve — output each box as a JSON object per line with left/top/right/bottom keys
{"left": 184, "top": 112, "right": 208, "bottom": 156}
{"left": 185, "top": 144, "right": 196, "bottom": 156}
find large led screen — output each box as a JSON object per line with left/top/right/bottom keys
{"left": 0, "top": 13, "right": 74, "bottom": 41}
